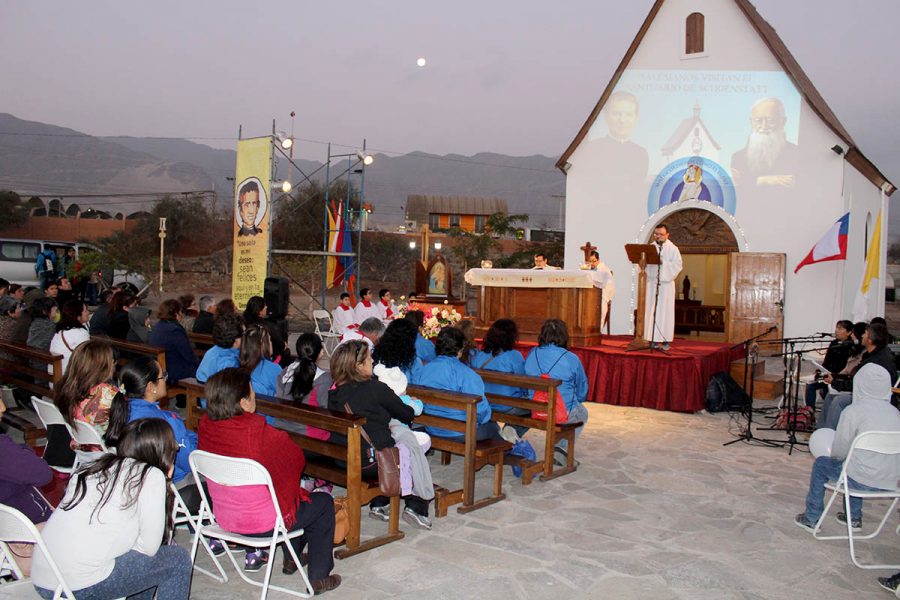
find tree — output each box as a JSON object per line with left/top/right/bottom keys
{"left": 448, "top": 211, "right": 529, "bottom": 295}
{"left": 889, "top": 242, "right": 900, "bottom": 264}
{"left": 132, "top": 194, "right": 216, "bottom": 273}
{"left": 0, "top": 191, "right": 30, "bottom": 229}
{"left": 360, "top": 232, "right": 416, "bottom": 289}
{"left": 272, "top": 180, "right": 359, "bottom": 251}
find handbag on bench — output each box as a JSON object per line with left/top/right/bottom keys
{"left": 344, "top": 403, "right": 401, "bottom": 496}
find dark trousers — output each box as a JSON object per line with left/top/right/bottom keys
{"left": 370, "top": 494, "right": 430, "bottom": 516}
{"left": 249, "top": 491, "right": 335, "bottom": 581}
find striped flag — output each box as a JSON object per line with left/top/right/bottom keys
{"left": 794, "top": 213, "right": 849, "bottom": 273}
{"left": 852, "top": 209, "right": 882, "bottom": 322}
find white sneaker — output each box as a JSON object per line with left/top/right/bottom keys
{"left": 402, "top": 507, "right": 432, "bottom": 530}
{"left": 500, "top": 425, "right": 520, "bottom": 444}
{"left": 368, "top": 505, "right": 389, "bottom": 522}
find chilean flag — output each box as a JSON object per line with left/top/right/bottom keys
{"left": 794, "top": 213, "right": 849, "bottom": 273}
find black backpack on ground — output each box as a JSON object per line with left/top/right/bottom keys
{"left": 705, "top": 371, "right": 750, "bottom": 413}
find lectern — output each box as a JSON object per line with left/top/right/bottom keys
{"left": 624, "top": 243, "right": 661, "bottom": 351}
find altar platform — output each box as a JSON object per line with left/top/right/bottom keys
{"left": 517, "top": 335, "right": 745, "bottom": 413}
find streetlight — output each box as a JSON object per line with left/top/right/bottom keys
{"left": 409, "top": 241, "right": 416, "bottom": 250}
{"left": 434, "top": 241, "right": 442, "bottom": 251}
{"left": 158, "top": 218, "right": 167, "bottom": 292}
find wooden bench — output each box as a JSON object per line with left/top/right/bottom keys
{"left": 94, "top": 336, "right": 187, "bottom": 409}
{"left": 475, "top": 370, "right": 580, "bottom": 483}
{"left": 180, "top": 378, "right": 404, "bottom": 559}
{"left": 187, "top": 332, "right": 215, "bottom": 360}
{"left": 0, "top": 341, "right": 60, "bottom": 447}
{"left": 407, "top": 384, "right": 512, "bottom": 517}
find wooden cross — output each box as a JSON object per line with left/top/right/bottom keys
{"left": 580, "top": 241, "right": 597, "bottom": 263}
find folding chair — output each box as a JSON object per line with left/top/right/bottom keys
{"left": 188, "top": 450, "right": 314, "bottom": 599}
{"left": 812, "top": 430, "right": 900, "bottom": 569}
{"left": 312, "top": 310, "right": 341, "bottom": 357}
{"left": 169, "top": 482, "right": 224, "bottom": 583}
{"left": 67, "top": 420, "right": 110, "bottom": 470}
{"left": 30, "top": 397, "right": 74, "bottom": 476}
{"left": 0, "top": 503, "right": 75, "bottom": 599}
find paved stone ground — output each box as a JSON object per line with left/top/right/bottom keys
{"left": 184, "top": 402, "right": 900, "bottom": 599}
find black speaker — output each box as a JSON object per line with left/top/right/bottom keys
{"left": 264, "top": 276, "right": 289, "bottom": 320}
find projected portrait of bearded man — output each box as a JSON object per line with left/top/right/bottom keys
{"left": 730, "top": 97, "right": 799, "bottom": 188}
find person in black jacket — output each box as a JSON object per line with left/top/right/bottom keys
{"left": 821, "top": 322, "right": 897, "bottom": 429}
{"left": 192, "top": 296, "right": 215, "bottom": 335}
{"left": 805, "top": 320, "right": 855, "bottom": 408}
{"left": 327, "top": 340, "right": 433, "bottom": 530}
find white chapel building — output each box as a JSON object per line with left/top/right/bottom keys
{"left": 558, "top": 0, "right": 896, "bottom": 341}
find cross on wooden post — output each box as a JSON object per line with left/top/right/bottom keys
{"left": 580, "top": 241, "right": 597, "bottom": 263}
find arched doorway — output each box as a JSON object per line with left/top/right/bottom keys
{"left": 649, "top": 208, "right": 738, "bottom": 340}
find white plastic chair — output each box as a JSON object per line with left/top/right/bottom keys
{"left": 170, "top": 482, "right": 222, "bottom": 583}
{"left": 0, "top": 503, "right": 75, "bottom": 599}
{"left": 312, "top": 309, "right": 341, "bottom": 357}
{"left": 188, "top": 450, "right": 314, "bottom": 599}
{"left": 812, "top": 430, "right": 900, "bottom": 569}
{"left": 30, "top": 397, "right": 73, "bottom": 475}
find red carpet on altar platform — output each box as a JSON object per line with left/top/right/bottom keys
{"left": 518, "top": 336, "right": 745, "bottom": 413}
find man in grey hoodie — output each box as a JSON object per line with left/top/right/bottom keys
{"left": 795, "top": 363, "right": 900, "bottom": 533}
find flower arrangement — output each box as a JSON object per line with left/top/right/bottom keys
{"left": 421, "top": 305, "right": 463, "bottom": 338}
{"left": 395, "top": 296, "right": 419, "bottom": 320}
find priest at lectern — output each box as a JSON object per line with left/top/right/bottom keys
{"left": 644, "top": 223, "right": 683, "bottom": 349}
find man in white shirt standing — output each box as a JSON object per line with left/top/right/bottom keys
{"left": 589, "top": 250, "right": 615, "bottom": 332}
{"left": 532, "top": 253, "right": 561, "bottom": 270}
{"left": 353, "top": 288, "right": 380, "bottom": 325}
{"left": 332, "top": 292, "right": 356, "bottom": 336}
{"left": 643, "top": 223, "right": 682, "bottom": 351}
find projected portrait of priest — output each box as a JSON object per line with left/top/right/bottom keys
{"left": 589, "top": 90, "right": 649, "bottom": 183}
{"left": 236, "top": 180, "right": 264, "bottom": 237}
{"left": 730, "top": 97, "right": 799, "bottom": 188}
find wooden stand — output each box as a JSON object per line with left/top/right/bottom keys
{"left": 624, "top": 243, "right": 660, "bottom": 351}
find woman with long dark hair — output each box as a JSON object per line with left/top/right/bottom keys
{"left": 274, "top": 333, "right": 332, "bottom": 438}
{"left": 199, "top": 368, "right": 340, "bottom": 592}
{"left": 372, "top": 318, "right": 422, "bottom": 379}
{"left": 107, "top": 289, "right": 138, "bottom": 340}
{"left": 470, "top": 318, "right": 531, "bottom": 437}
{"left": 31, "top": 419, "right": 192, "bottom": 600}
{"left": 239, "top": 323, "right": 282, "bottom": 396}
{"left": 49, "top": 300, "right": 90, "bottom": 372}
{"left": 243, "top": 295, "right": 289, "bottom": 363}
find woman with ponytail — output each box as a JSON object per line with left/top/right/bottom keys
{"left": 31, "top": 419, "right": 192, "bottom": 600}
{"left": 275, "top": 333, "right": 332, "bottom": 439}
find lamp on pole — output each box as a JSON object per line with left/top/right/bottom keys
{"left": 158, "top": 218, "right": 167, "bottom": 292}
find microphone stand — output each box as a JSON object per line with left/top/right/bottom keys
{"left": 723, "top": 325, "right": 781, "bottom": 448}
{"left": 647, "top": 241, "right": 668, "bottom": 354}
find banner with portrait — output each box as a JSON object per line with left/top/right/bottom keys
{"left": 231, "top": 137, "right": 272, "bottom": 309}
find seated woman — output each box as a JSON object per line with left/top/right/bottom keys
{"left": 196, "top": 313, "right": 244, "bottom": 383}
{"left": 127, "top": 306, "right": 152, "bottom": 344}
{"left": 240, "top": 324, "right": 282, "bottom": 397}
{"left": 49, "top": 300, "right": 91, "bottom": 373}
{"left": 328, "top": 341, "right": 434, "bottom": 530}
{"left": 31, "top": 419, "right": 192, "bottom": 600}
{"left": 107, "top": 289, "right": 138, "bottom": 340}
{"left": 275, "top": 333, "right": 332, "bottom": 438}
{"left": 469, "top": 318, "right": 530, "bottom": 438}
{"left": 404, "top": 310, "right": 436, "bottom": 364}
{"left": 804, "top": 319, "right": 855, "bottom": 408}
{"left": 121, "top": 356, "right": 200, "bottom": 510}
{"left": 411, "top": 327, "right": 500, "bottom": 442}
{"left": 198, "top": 368, "right": 340, "bottom": 592}
{"left": 243, "top": 296, "right": 289, "bottom": 364}
{"left": 0, "top": 396, "right": 53, "bottom": 578}
{"left": 54, "top": 340, "right": 128, "bottom": 456}
{"left": 373, "top": 318, "right": 424, "bottom": 380}
{"left": 148, "top": 299, "right": 199, "bottom": 386}
{"left": 523, "top": 319, "right": 588, "bottom": 466}
{"left": 26, "top": 298, "right": 58, "bottom": 369}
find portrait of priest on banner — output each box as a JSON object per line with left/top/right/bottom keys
{"left": 235, "top": 178, "right": 267, "bottom": 237}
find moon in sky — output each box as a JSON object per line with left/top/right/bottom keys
{"left": 416, "top": 57, "right": 426, "bottom": 67}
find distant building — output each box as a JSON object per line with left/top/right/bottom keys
{"left": 406, "top": 195, "right": 508, "bottom": 233}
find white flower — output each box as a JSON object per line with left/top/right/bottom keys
{"left": 441, "top": 310, "right": 449, "bottom": 319}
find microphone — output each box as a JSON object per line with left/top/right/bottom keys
{"left": 816, "top": 332, "right": 833, "bottom": 337}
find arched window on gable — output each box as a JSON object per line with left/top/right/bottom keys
{"left": 686, "top": 13, "right": 705, "bottom": 55}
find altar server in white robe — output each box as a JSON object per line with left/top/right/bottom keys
{"left": 332, "top": 292, "right": 356, "bottom": 335}
{"left": 643, "top": 223, "right": 682, "bottom": 349}
{"left": 353, "top": 287, "right": 381, "bottom": 324}
{"left": 588, "top": 250, "right": 615, "bottom": 330}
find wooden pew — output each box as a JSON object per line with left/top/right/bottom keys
{"left": 0, "top": 341, "right": 61, "bottom": 447}
{"left": 94, "top": 336, "right": 187, "bottom": 409}
{"left": 475, "top": 370, "right": 580, "bottom": 483}
{"left": 187, "top": 332, "right": 215, "bottom": 360}
{"left": 180, "top": 378, "right": 405, "bottom": 559}
{"left": 406, "top": 384, "right": 512, "bottom": 517}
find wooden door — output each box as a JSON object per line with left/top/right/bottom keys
{"left": 727, "top": 253, "right": 784, "bottom": 354}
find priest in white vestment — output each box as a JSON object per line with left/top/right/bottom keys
{"left": 588, "top": 250, "right": 615, "bottom": 330}
{"left": 643, "top": 224, "right": 683, "bottom": 348}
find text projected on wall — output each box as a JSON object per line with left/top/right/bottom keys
{"left": 231, "top": 137, "right": 272, "bottom": 309}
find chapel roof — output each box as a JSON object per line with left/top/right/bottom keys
{"left": 556, "top": 0, "right": 896, "bottom": 196}
{"left": 660, "top": 103, "right": 722, "bottom": 156}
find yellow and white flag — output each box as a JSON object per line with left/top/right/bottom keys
{"left": 851, "top": 209, "right": 882, "bottom": 322}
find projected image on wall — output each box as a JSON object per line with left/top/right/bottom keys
{"left": 587, "top": 70, "right": 802, "bottom": 190}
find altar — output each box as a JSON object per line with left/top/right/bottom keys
{"left": 465, "top": 268, "right": 604, "bottom": 346}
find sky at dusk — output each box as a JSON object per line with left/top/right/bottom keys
{"left": 2, "top": 0, "right": 899, "bottom": 184}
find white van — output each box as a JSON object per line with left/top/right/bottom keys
{"left": 0, "top": 238, "right": 146, "bottom": 293}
